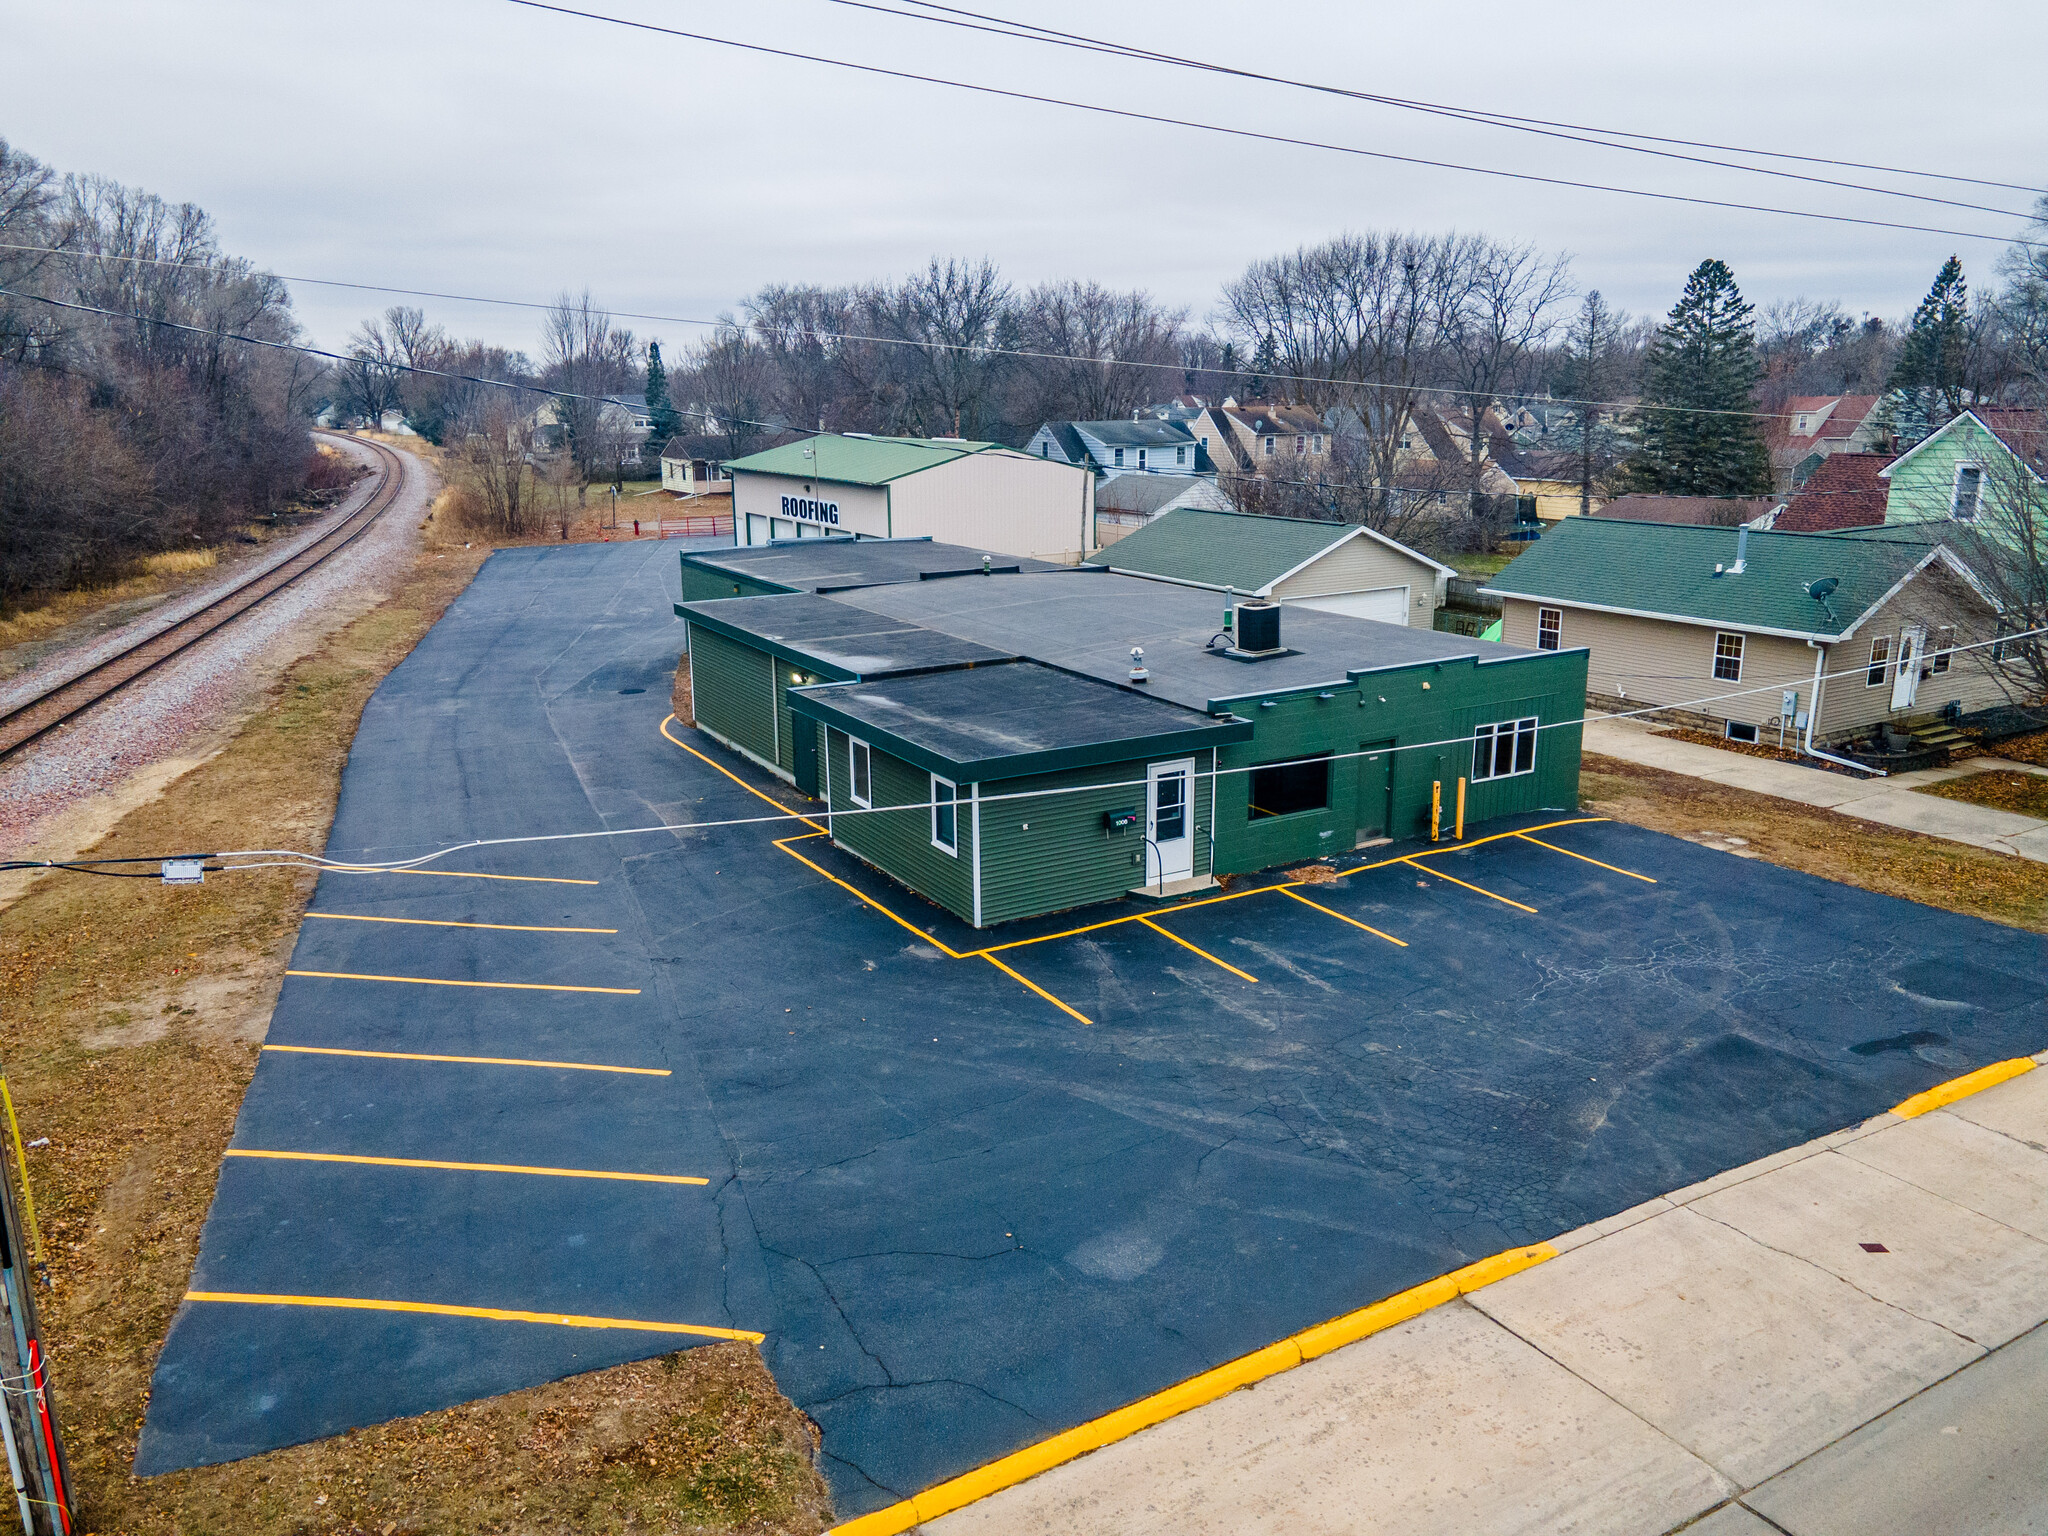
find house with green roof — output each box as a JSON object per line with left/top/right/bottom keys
{"left": 1084, "top": 507, "right": 1454, "bottom": 628}
{"left": 723, "top": 432, "right": 1096, "bottom": 564}
{"left": 1483, "top": 518, "right": 2009, "bottom": 749}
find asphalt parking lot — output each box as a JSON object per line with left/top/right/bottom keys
{"left": 141, "top": 540, "right": 2048, "bottom": 1521}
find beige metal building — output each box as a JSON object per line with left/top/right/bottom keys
{"left": 722, "top": 434, "right": 1095, "bottom": 564}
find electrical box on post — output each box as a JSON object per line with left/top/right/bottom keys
{"left": 1103, "top": 808, "right": 1140, "bottom": 831}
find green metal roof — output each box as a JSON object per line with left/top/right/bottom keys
{"left": 1482, "top": 517, "right": 1947, "bottom": 638}
{"left": 1084, "top": 507, "right": 1357, "bottom": 592}
{"left": 721, "top": 434, "right": 1003, "bottom": 487}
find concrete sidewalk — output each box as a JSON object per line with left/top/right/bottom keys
{"left": 926, "top": 1058, "right": 2048, "bottom": 1536}
{"left": 1586, "top": 716, "right": 2048, "bottom": 862}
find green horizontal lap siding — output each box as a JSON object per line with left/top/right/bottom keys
{"left": 679, "top": 562, "right": 791, "bottom": 604}
{"left": 824, "top": 729, "right": 975, "bottom": 924}
{"left": 1211, "top": 651, "right": 1588, "bottom": 870}
{"left": 689, "top": 624, "right": 777, "bottom": 765}
{"left": 978, "top": 761, "right": 1208, "bottom": 926}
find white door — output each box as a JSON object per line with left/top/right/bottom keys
{"left": 1285, "top": 587, "right": 1410, "bottom": 626}
{"left": 746, "top": 513, "right": 769, "bottom": 545}
{"left": 1146, "top": 759, "right": 1194, "bottom": 886}
{"left": 1891, "top": 626, "right": 1924, "bottom": 711}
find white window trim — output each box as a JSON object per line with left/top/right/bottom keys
{"left": 1113, "top": 447, "right": 1125, "bottom": 467}
{"left": 1712, "top": 631, "right": 1745, "bottom": 682}
{"left": 1471, "top": 716, "right": 1539, "bottom": 782}
{"left": 1137, "top": 448, "right": 1148, "bottom": 470}
{"left": 848, "top": 737, "right": 872, "bottom": 807}
{"left": 1537, "top": 607, "right": 1562, "bottom": 651}
{"left": 1865, "top": 635, "right": 1891, "bottom": 687}
{"left": 1175, "top": 445, "right": 1187, "bottom": 464}
{"left": 930, "top": 773, "right": 958, "bottom": 856}
{"left": 1932, "top": 625, "right": 1954, "bottom": 675}
{"left": 1951, "top": 460, "right": 1983, "bottom": 521}
{"left": 1725, "top": 720, "right": 1760, "bottom": 743}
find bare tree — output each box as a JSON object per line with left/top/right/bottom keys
{"left": 541, "top": 289, "right": 638, "bottom": 482}
{"left": 746, "top": 283, "right": 863, "bottom": 431}
{"left": 335, "top": 313, "right": 406, "bottom": 428}
{"left": 684, "top": 323, "right": 773, "bottom": 460}
{"left": 1555, "top": 290, "right": 1632, "bottom": 515}
{"left": 449, "top": 393, "right": 541, "bottom": 536}
{"left": 1440, "top": 238, "right": 1572, "bottom": 515}
{"left": 1009, "top": 281, "right": 1185, "bottom": 426}
{"left": 858, "top": 258, "right": 1016, "bottom": 437}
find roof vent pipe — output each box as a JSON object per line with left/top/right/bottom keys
{"left": 1129, "top": 646, "right": 1150, "bottom": 683}
{"left": 1731, "top": 525, "right": 1749, "bottom": 574}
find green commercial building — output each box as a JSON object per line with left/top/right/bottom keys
{"left": 676, "top": 540, "right": 1588, "bottom": 928}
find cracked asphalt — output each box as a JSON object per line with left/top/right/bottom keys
{"left": 139, "top": 541, "right": 2048, "bottom": 1519}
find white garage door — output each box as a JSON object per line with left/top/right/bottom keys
{"left": 1285, "top": 587, "right": 1410, "bottom": 626}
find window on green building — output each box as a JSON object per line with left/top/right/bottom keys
{"left": 931, "top": 775, "right": 957, "bottom": 855}
{"left": 849, "top": 738, "right": 872, "bottom": 806}
{"left": 1472, "top": 717, "right": 1538, "bottom": 781}
{"left": 1248, "top": 754, "right": 1331, "bottom": 819}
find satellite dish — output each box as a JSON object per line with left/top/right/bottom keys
{"left": 1806, "top": 577, "right": 1839, "bottom": 600}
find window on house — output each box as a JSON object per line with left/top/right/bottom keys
{"left": 1138, "top": 448, "right": 1148, "bottom": 470}
{"left": 1247, "top": 754, "right": 1331, "bottom": 820}
{"left": 1866, "top": 635, "right": 1891, "bottom": 686}
{"left": 1993, "top": 620, "right": 2020, "bottom": 665}
{"left": 1040, "top": 440, "right": 1049, "bottom": 457}
{"left": 1176, "top": 445, "right": 1186, "bottom": 465}
{"left": 1295, "top": 435, "right": 1306, "bottom": 455}
{"left": 1537, "top": 608, "right": 1562, "bottom": 651}
{"left": 1725, "top": 721, "right": 1760, "bottom": 744}
{"left": 1713, "top": 632, "right": 1745, "bottom": 682}
{"left": 1114, "top": 447, "right": 1125, "bottom": 467}
{"left": 1472, "top": 717, "right": 1539, "bottom": 781}
{"left": 930, "top": 775, "right": 957, "bottom": 854}
{"left": 1263, "top": 435, "right": 1276, "bottom": 456}
{"left": 1932, "top": 625, "right": 1954, "bottom": 675}
{"left": 1952, "top": 463, "right": 1982, "bottom": 520}
{"left": 1312, "top": 435, "right": 1324, "bottom": 453}
{"left": 849, "top": 738, "right": 872, "bottom": 806}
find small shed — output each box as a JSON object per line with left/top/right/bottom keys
{"left": 1085, "top": 507, "right": 1453, "bottom": 628}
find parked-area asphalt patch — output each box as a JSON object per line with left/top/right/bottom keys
{"left": 141, "top": 541, "right": 2048, "bottom": 1520}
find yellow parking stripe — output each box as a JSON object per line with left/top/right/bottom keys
{"left": 284, "top": 970, "right": 639, "bottom": 995}
{"left": 306, "top": 913, "right": 618, "bottom": 933}
{"left": 662, "top": 714, "right": 827, "bottom": 832}
{"left": 1139, "top": 918, "right": 1257, "bottom": 982}
{"left": 776, "top": 837, "right": 973, "bottom": 958}
{"left": 982, "top": 953, "right": 1092, "bottom": 1026}
{"left": 223, "top": 1149, "right": 707, "bottom": 1184}
{"left": 1341, "top": 816, "right": 1611, "bottom": 876}
{"left": 184, "top": 1291, "right": 761, "bottom": 1341}
{"left": 1399, "top": 859, "right": 1537, "bottom": 914}
{"left": 1278, "top": 887, "right": 1408, "bottom": 946}
{"left": 260, "top": 1044, "right": 669, "bottom": 1076}
{"left": 1515, "top": 834, "right": 1656, "bottom": 883}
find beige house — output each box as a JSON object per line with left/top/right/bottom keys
{"left": 1484, "top": 519, "right": 2010, "bottom": 751}
{"left": 1187, "top": 401, "right": 1331, "bottom": 478}
{"left": 1085, "top": 506, "right": 1453, "bottom": 628}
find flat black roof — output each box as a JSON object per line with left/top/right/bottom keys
{"left": 677, "top": 593, "right": 1013, "bottom": 679}
{"left": 834, "top": 571, "right": 1535, "bottom": 711}
{"left": 788, "top": 662, "right": 1251, "bottom": 782}
{"left": 684, "top": 537, "right": 1065, "bottom": 594}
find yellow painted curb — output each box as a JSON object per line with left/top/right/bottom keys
{"left": 824, "top": 1241, "right": 1558, "bottom": 1535}
{"left": 1892, "top": 1057, "right": 2036, "bottom": 1119}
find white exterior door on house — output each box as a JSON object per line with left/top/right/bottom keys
{"left": 1891, "top": 626, "right": 1925, "bottom": 712}
{"left": 1146, "top": 759, "right": 1194, "bottom": 887}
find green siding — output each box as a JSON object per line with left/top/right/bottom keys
{"left": 688, "top": 624, "right": 777, "bottom": 767}
{"left": 1210, "top": 651, "right": 1587, "bottom": 870}
{"left": 823, "top": 729, "right": 976, "bottom": 923}
{"left": 1883, "top": 416, "right": 2035, "bottom": 534}
{"left": 679, "top": 558, "right": 791, "bottom": 604}
{"left": 977, "top": 759, "right": 1212, "bottom": 926}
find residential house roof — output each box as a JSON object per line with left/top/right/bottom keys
{"left": 1482, "top": 517, "right": 1980, "bottom": 641}
{"left": 1779, "top": 396, "right": 1881, "bottom": 441}
{"left": 1069, "top": 419, "right": 1199, "bottom": 449}
{"left": 1588, "top": 494, "right": 1784, "bottom": 527}
{"left": 721, "top": 434, "right": 1004, "bottom": 486}
{"left": 1083, "top": 506, "right": 1454, "bottom": 595}
{"left": 1093, "top": 475, "right": 1233, "bottom": 518}
{"left": 1217, "top": 402, "right": 1325, "bottom": 438}
{"left": 1773, "top": 453, "right": 1891, "bottom": 532}
{"left": 1041, "top": 422, "right": 1088, "bottom": 465}
{"left": 1878, "top": 407, "right": 2048, "bottom": 488}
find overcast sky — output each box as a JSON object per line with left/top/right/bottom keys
{"left": 10, "top": 0, "right": 2046, "bottom": 361}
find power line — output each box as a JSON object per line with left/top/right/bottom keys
{"left": 0, "top": 241, "right": 1960, "bottom": 427}
{"left": 497, "top": 0, "right": 2042, "bottom": 252}
{"left": 825, "top": 0, "right": 2037, "bottom": 219}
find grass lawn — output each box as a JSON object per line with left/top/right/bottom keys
{"left": 1917, "top": 769, "right": 2048, "bottom": 819}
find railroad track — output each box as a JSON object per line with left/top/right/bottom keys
{"left": 0, "top": 434, "right": 410, "bottom": 763}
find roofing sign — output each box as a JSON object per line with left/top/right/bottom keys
{"left": 781, "top": 494, "right": 841, "bottom": 526}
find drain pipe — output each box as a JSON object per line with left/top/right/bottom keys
{"left": 1801, "top": 638, "right": 1885, "bottom": 776}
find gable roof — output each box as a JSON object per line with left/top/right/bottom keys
{"left": 1481, "top": 517, "right": 1982, "bottom": 640}
{"left": 1084, "top": 506, "right": 1452, "bottom": 594}
{"left": 1065, "top": 419, "right": 1198, "bottom": 449}
{"left": 1774, "top": 452, "right": 1891, "bottom": 532}
{"left": 1589, "top": 494, "right": 1783, "bottom": 527}
{"left": 1093, "top": 474, "right": 1233, "bottom": 517}
{"left": 1880, "top": 408, "right": 2048, "bottom": 485}
{"left": 723, "top": 433, "right": 1003, "bottom": 486}
{"left": 1217, "top": 403, "right": 1324, "bottom": 438}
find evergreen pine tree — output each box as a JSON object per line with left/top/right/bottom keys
{"left": 644, "top": 341, "right": 681, "bottom": 441}
{"left": 1882, "top": 256, "right": 1970, "bottom": 449}
{"left": 1622, "top": 259, "right": 1773, "bottom": 495}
